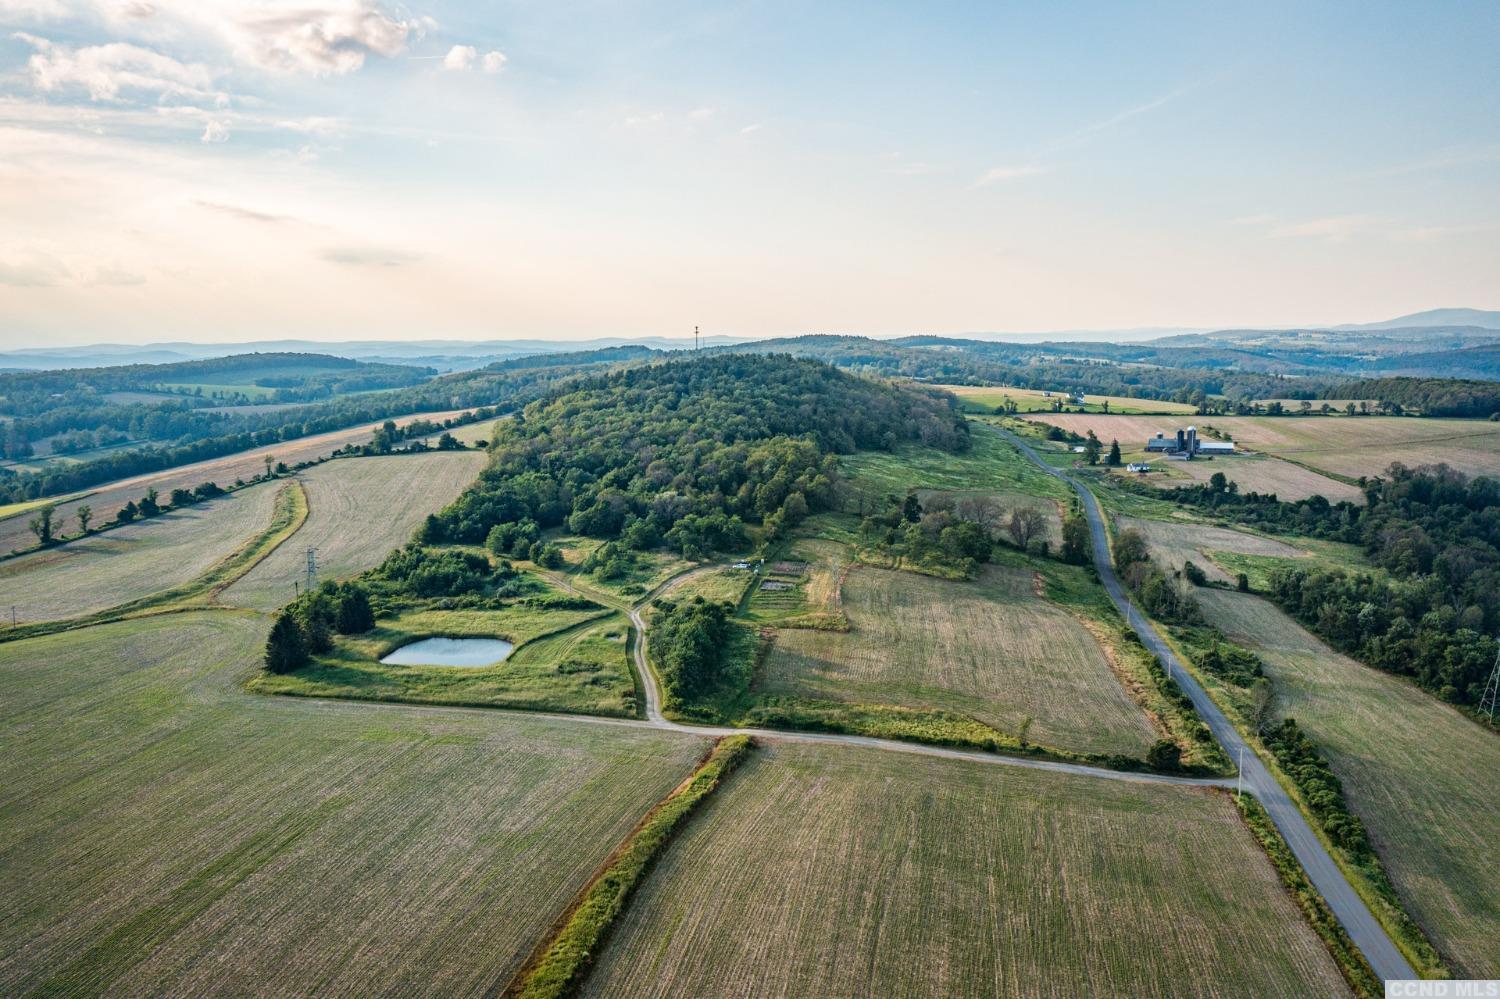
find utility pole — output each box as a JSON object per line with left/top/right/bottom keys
{"left": 694, "top": 325, "right": 700, "bottom": 352}
{"left": 305, "top": 547, "right": 318, "bottom": 595}
{"left": 1237, "top": 745, "right": 1245, "bottom": 800}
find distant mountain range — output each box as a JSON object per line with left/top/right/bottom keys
{"left": 1332, "top": 308, "right": 1500, "bottom": 331}
{"left": 4, "top": 308, "right": 1496, "bottom": 372}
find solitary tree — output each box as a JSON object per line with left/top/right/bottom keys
{"left": 76, "top": 504, "right": 93, "bottom": 535}
{"left": 264, "top": 454, "right": 276, "bottom": 479}
{"left": 28, "top": 504, "right": 56, "bottom": 546}
{"left": 1083, "top": 431, "right": 1101, "bottom": 465}
{"left": 1106, "top": 439, "right": 1122, "bottom": 466}
{"left": 1007, "top": 507, "right": 1046, "bottom": 549}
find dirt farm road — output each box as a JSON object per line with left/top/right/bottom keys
{"left": 991, "top": 425, "right": 1416, "bottom": 984}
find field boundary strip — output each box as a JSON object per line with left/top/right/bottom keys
{"left": 503, "top": 735, "right": 752, "bottom": 999}
{"left": 0, "top": 480, "right": 309, "bottom": 644}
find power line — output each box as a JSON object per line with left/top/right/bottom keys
{"left": 1481, "top": 646, "right": 1500, "bottom": 722}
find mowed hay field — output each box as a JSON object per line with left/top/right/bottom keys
{"left": 1019, "top": 413, "right": 1363, "bottom": 502}
{"left": 1118, "top": 515, "right": 1310, "bottom": 584}
{"left": 1202, "top": 416, "right": 1500, "bottom": 480}
{"left": 582, "top": 741, "right": 1351, "bottom": 998}
{"left": 939, "top": 383, "right": 1198, "bottom": 415}
{"left": 222, "top": 451, "right": 486, "bottom": 610}
{"left": 0, "top": 613, "right": 706, "bottom": 996}
{"left": 0, "top": 480, "right": 285, "bottom": 623}
{"left": 763, "top": 565, "right": 1156, "bottom": 756}
{"left": 0, "top": 408, "right": 475, "bottom": 555}
{"left": 1199, "top": 590, "right": 1500, "bottom": 976}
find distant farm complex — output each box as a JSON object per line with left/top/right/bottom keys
{"left": 1144, "top": 426, "right": 1235, "bottom": 460}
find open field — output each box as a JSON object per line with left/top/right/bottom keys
{"left": 939, "top": 383, "right": 1198, "bottom": 415}
{"left": 413, "top": 414, "right": 507, "bottom": 448}
{"left": 761, "top": 564, "right": 1155, "bottom": 756}
{"left": 582, "top": 741, "right": 1351, "bottom": 998}
{"left": 0, "top": 408, "right": 477, "bottom": 556}
{"left": 222, "top": 451, "right": 487, "bottom": 610}
{"left": 543, "top": 536, "right": 699, "bottom": 604}
{"left": 1019, "top": 413, "right": 1364, "bottom": 501}
{"left": 1199, "top": 590, "right": 1500, "bottom": 976}
{"left": 252, "top": 603, "right": 638, "bottom": 717}
{"left": 0, "top": 480, "right": 285, "bottom": 624}
{"left": 1118, "top": 515, "right": 1311, "bottom": 584}
{"left": 0, "top": 613, "right": 706, "bottom": 995}
{"left": 843, "top": 420, "right": 1070, "bottom": 502}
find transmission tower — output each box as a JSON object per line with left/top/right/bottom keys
{"left": 305, "top": 547, "right": 318, "bottom": 594}
{"left": 694, "top": 325, "right": 700, "bottom": 352}
{"left": 1481, "top": 646, "right": 1500, "bottom": 723}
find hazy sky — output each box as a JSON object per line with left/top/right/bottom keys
{"left": 1, "top": 1, "right": 1497, "bottom": 346}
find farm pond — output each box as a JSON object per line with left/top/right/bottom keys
{"left": 380, "top": 637, "right": 515, "bottom": 668}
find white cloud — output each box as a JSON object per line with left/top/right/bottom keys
{"left": 443, "top": 44, "right": 475, "bottom": 71}
{"left": 971, "top": 165, "right": 1043, "bottom": 188}
{"left": 1269, "top": 214, "right": 1379, "bottom": 241}
{"left": 624, "top": 111, "right": 665, "bottom": 127}
{"left": 0, "top": 0, "right": 68, "bottom": 18}
{"left": 481, "top": 50, "right": 506, "bottom": 74}
{"left": 87, "top": 263, "right": 145, "bottom": 285}
{"left": 321, "top": 245, "right": 419, "bottom": 267}
{"left": 739, "top": 122, "right": 762, "bottom": 135}
{"left": 14, "top": 32, "right": 222, "bottom": 103}
{"left": 200, "top": 118, "right": 228, "bottom": 142}
{"left": 687, "top": 107, "right": 714, "bottom": 121}
{"left": 0, "top": 248, "right": 69, "bottom": 287}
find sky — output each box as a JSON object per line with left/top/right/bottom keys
{"left": 1, "top": 0, "right": 1497, "bottom": 347}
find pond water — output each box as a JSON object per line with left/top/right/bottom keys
{"left": 380, "top": 637, "right": 515, "bottom": 668}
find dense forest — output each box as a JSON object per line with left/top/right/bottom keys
{"left": 1327, "top": 377, "right": 1500, "bottom": 418}
{"left": 0, "top": 347, "right": 656, "bottom": 505}
{"left": 1164, "top": 464, "right": 1499, "bottom": 709}
{"left": 724, "top": 335, "right": 1320, "bottom": 407}
{"left": 421, "top": 354, "right": 968, "bottom": 559}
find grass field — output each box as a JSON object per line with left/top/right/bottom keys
{"left": 0, "top": 613, "right": 706, "bottom": 995}
{"left": 581, "top": 741, "right": 1351, "bottom": 998}
{"left": 1019, "top": 413, "right": 1365, "bottom": 501}
{"left": 1118, "top": 515, "right": 1311, "bottom": 584}
{"left": 252, "top": 603, "right": 638, "bottom": 717}
{"left": 843, "top": 420, "right": 1070, "bottom": 502}
{"left": 0, "top": 408, "right": 478, "bottom": 556}
{"left": 0, "top": 480, "right": 286, "bottom": 624}
{"left": 938, "top": 383, "right": 1198, "bottom": 415}
{"left": 222, "top": 451, "right": 487, "bottom": 610}
{"left": 1198, "top": 590, "right": 1500, "bottom": 977}
{"left": 412, "top": 414, "right": 507, "bottom": 448}
{"left": 760, "top": 564, "right": 1156, "bottom": 757}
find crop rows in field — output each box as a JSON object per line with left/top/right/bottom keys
{"left": 0, "top": 408, "right": 477, "bottom": 555}
{"left": 762, "top": 564, "right": 1156, "bottom": 756}
{"left": 581, "top": 741, "right": 1351, "bottom": 998}
{"left": 1117, "top": 515, "right": 1311, "bottom": 584}
{"left": 1199, "top": 589, "right": 1500, "bottom": 977}
{"left": 222, "top": 451, "right": 487, "bottom": 610}
{"left": 0, "top": 478, "right": 285, "bottom": 624}
{"left": 0, "top": 613, "right": 706, "bottom": 995}
{"left": 939, "top": 383, "right": 1198, "bottom": 415}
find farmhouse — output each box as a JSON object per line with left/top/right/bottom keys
{"left": 1143, "top": 426, "right": 1235, "bottom": 459}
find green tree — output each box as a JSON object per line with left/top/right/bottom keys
{"left": 1146, "top": 739, "right": 1182, "bottom": 772}
{"left": 117, "top": 500, "right": 138, "bottom": 523}
{"left": 1060, "top": 513, "right": 1091, "bottom": 565}
{"left": 264, "top": 613, "right": 309, "bottom": 673}
{"left": 139, "top": 488, "right": 160, "bottom": 517}
{"left": 1083, "top": 431, "right": 1101, "bottom": 465}
{"left": 28, "top": 504, "right": 56, "bottom": 545}
{"left": 333, "top": 584, "right": 375, "bottom": 634}
{"left": 1106, "top": 439, "right": 1122, "bottom": 466}
{"left": 76, "top": 504, "right": 92, "bottom": 535}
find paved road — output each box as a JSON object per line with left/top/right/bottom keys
{"left": 992, "top": 426, "right": 1416, "bottom": 983}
